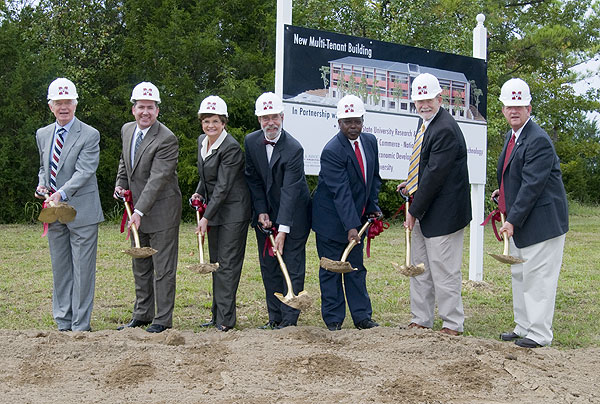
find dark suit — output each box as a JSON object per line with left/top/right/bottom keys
{"left": 312, "top": 131, "right": 381, "bottom": 326}
{"left": 195, "top": 131, "right": 251, "bottom": 328}
{"left": 36, "top": 117, "right": 104, "bottom": 331}
{"left": 497, "top": 118, "right": 568, "bottom": 345}
{"left": 408, "top": 107, "right": 471, "bottom": 332}
{"left": 116, "top": 120, "right": 182, "bottom": 328}
{"left": 244, "top": 129, "right": 311, "bottom": 325}
{"left": 497, "top": 120, "right": 568, "bottom": 248}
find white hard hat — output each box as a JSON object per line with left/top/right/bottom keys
{"left": 47, "top": 78, "right": 78, "bottom": 100}
{"left": 198, "top": 95, "right": 228, "bottom": 117}
{"left": 255, "top": 92, "right": 284, "bottom": 116}
{"left": 130, "top": 82, "right": 161, "bottom": 104}
{"left": 411, "top": 73, "right": 442, "bottom": 101}
{"left": 499, "top": 78, "right": 532, "bottom": 107}
{"left": 337, "top": 94, "right": 365, "bottom": 119}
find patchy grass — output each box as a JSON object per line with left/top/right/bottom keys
{"left": 1, "top": 204, "right": 598, "bottom": 348}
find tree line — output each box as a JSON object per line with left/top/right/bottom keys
{"left": 1, "top": 0, "right": 598, "bottom": 224}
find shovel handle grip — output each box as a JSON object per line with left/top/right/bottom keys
{"left": 499, "top": 212, "right": 511, "bottom": 256}
{"left": 340, "top": 220, "right": 372, "bottom": 262}
{"left": 268, "top": 233, "right": 295, "bottom": 293}
{"left": 122, "top": 200, "right": 142, "bottom": 249}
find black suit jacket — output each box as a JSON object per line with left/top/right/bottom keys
{"left": 312, "top": 131, "right": 381, "bottom": 244}
{"left": 409, "top": 107, "right": 471, "bottom": 238}
{"left": 244, "top": 129, "right": 311, "bottom": 239}
{"left": 497, "top": 119, "right": 568, "bottom": 248}
{"left": 195, "top": 132, "right": 251, "bottom": 226}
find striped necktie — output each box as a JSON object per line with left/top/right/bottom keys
{"left": 406, "top": 123, "right": 426, "bottom": 195}
{"left": 49, "top": 128, "right": 66, "bottom": 193}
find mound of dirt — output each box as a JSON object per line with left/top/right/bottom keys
{"left": 0, "top": 327, "right": 598, "bottom": 403}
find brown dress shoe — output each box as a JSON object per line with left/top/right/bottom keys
{"left": 440, "top": 327, "right": 461, "bottom": 336}
{"left": 408, "top": 322, "right": 428, "bottom": 329}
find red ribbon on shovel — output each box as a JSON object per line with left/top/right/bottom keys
{"left": 366, "top": 218, "right": 389, "bottom": 258}
{"left": 262, "top": 226, "right": 279, "bottom": 258}
{"left": 120, "top": 190, "right": 134, "bottom": 240}
{"left": 481, "top": 209, "right": 503, "bottom": 242}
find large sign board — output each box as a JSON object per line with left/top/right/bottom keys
{"left": 282, "top": 25, "right": 488, "bottom": 184}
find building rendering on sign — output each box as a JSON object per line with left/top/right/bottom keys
{"left": 327, "top": 56, "right": 478, "bottom": 120}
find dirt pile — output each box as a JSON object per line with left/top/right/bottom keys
{"left": 0, "top": 327, "right": 598, "bottom": 403}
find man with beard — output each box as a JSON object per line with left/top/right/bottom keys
{"left": 244, "top": 92, "right": 311, "bottom": 329}
{"left": 312, "top": 94, "right": 381, "bottom": 331}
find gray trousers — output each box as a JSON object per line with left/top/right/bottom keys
{"left": 409, "top": 221, "right": 465, "bottom": 332}
{"left": 132, "top": 225, "right": 179, "bottom": 327}
{"left": 207, "top": 220, "right": 249, "bottom": 328}
{"left": 47, "top": 222, "right": 98, "bottom": 331}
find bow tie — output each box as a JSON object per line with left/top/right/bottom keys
{"left": 263, "top": 139, "right": 276, "bottom": 146}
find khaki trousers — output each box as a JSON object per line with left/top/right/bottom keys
{"left": 409, "top": 221, "right": 465, "bottom": 332}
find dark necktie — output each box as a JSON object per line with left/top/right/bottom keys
{"left": 354, "top": 140, "right": 365, "bottom": 182}
{"left": 49, "top": 128, "right": 66, "bottom": 192}
{"left": 134, "top": 130, "right": 143, "bottom": 159}
{"left": 498, "top": 133, "right": 516, "bottom": 213}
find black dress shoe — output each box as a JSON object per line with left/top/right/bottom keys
{"left": 274, "top": 321, "right": 296, "bottom": 329}
{"left": 326, "top": 322, "right": 342, "bottom": 331}
{"left": 117, "top": 319, "right": 152, "bottom": 330}
{"left": 355, "top": 319, "right": 379, "bottom": 330}
{"left": 58, "top": 328, "right": 71, "bottom": 332}
{"left": 515, "top": 337, "right": 542, "bottom": 348}
{"left": 146, "top": 324, "right": 170, "bottom": 333}
{"left": 200, "top": 321, "right": 215, "bottom": 328}
{"left": 216, "top": 324, "right": 232, "bottom": 332}
{"left": 500, "top": 331, "right": 520, "bottom": 341}
{"left": 258, "top": 321, "right": 280, "bottom": 330}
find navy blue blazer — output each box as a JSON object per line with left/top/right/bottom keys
{"left": 312, "top": 131, "right": 381, "bottom": 244}
{"left": 244, "top": 129, "right": 311, "bottom": 240}
{"left": 409, "top": 107, "right": 471, "bottom": 238}
{"left": 497, "top": 119, "right": 568, "bottom": 248}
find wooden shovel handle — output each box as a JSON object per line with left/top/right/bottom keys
{"left": 123, "top": 200, "right": 142, "bottom": 249}
{"left": 340, "top": 220, "right": 372, "bottom": 262}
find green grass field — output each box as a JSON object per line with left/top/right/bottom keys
{"left": 1, "top": 202, "right": 598, "bottom": 349}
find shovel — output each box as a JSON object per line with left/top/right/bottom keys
{"left": 188, "top": 197, "right": 219, "bottom": 274}
{"left": 260, "top": 226, "right": 312, "bottom": 311}
{"left": 36, "top": 190, "right": 77, "bottom": 224}
{"left": 320, "top": 220, "right": 372, "bottom": 273}
{"left": 486, "top": 196, "right": 525, "bottom": 265}
{"left": 115, "top": 192, "right": 157, "bottom": 259}
{"left": 391, "top": 194, "right": 425, "bottom": 277}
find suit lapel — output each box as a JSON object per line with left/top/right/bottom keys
{"left": 338, "top": 132, "right": 365, "bottom": 185}
{"left": 133, "top": 121, "right": 159, "bottom": 173}
{"left": 57, "top": 118, "right": 81, "bottom": 172}
{"left": 504, "top": 121, "right": 530, "bottom": 170}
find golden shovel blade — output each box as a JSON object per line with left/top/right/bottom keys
{"left": 38, "top": 207, "right": 58, "bottom": 223}
{"left": 122, "top": 247, "right": 158, "bottom": 259}
{"left": 187, "top": 262, "right": 219, "bottom": 274}
{"left": 392, "top": 261, "right": 425, "bottom": 277}
{"left": 488, "top": 253, "right": 525, "bottom": 265}
{"left": 274, "top": 290, "right": 312, "bottom": 311}
{"left": 319, "top": 257, "right": 357, "bottom": 273}
{"left": 55, "top": 204, "right": 77, "bottom": 223}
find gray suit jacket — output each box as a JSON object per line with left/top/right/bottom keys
{"left": 195, "top": 132, "right": 251, "bottom": 226}
{"left": 116, "top": 120, "right": 182, "bottom": 233}
{"left": 36, "top": 117, "right": 104, "bottom": 228}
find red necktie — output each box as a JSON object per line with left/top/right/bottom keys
{"left": 498, "top": 133, "right": 516, "bottom": 213}
{"left": 354, "top": 140, "right": 365, "bottom": 182}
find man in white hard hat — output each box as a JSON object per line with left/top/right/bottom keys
{"left": 397, "top": 73, "right": 471, "bottom": 336}
{"left": 312, "top": 94, "right": 382, "bottom": 331}
{"left": 114, "top": 82, "right": 182, "bottom": 333}
{"left": 244, "top": 92, "right": 311, "bottom": 329}
{"left": 34, "top": 77, "right": 104, "bottom": 332}
{"left": 494, "top": 78, "right": 568, "bottom": 348}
